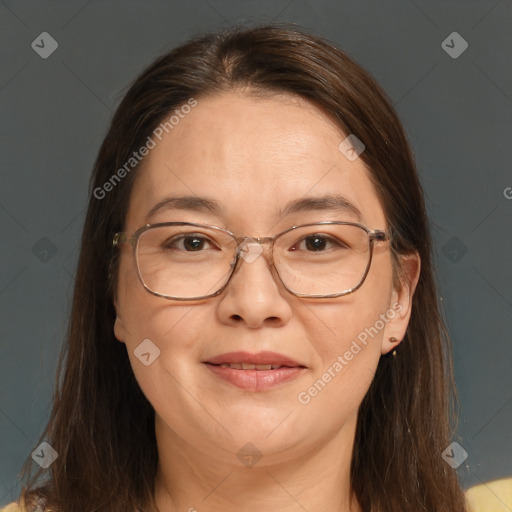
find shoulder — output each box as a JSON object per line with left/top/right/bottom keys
{"left": 0, "top": 503, "right": 23, "bottom": 512}
{"left": 465, "top": 478, "right": 512, "bottom": 511}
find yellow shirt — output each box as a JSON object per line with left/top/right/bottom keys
{"left": 465, "top": 478, "right": 512, "bottom": 511}
{"left": 0, "top": 505, "right": 22, "bottom": 512}
{"left": 2, "top": 478, "right": 511, "bottom": 511}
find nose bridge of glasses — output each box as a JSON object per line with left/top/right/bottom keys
{"left": 234, "top": 235, "right": 275, "bottom": 246}
{"left": 231, "top": 235, "right": 276, "bottom": 271}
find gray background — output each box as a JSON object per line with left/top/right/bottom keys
{"left": 1, "top": 0, "right": 511, "bottom": 506}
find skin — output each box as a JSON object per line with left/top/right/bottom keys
{"left": 114, "top": 90, "right": 420, "bottom": 512}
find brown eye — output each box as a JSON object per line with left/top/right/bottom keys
{"left": 292, "top": 234, "right": 347, "bottom": 252}
{"left": 163, "top": 235, "right": 217, "bottom": 251}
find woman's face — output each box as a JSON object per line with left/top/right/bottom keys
{"left": 114, "top": 90, "right": 418, "bottom": 466}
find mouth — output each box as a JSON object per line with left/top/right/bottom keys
{"left": 203, "top": 351, "right": 307, "bottom": 391}
{"left": 211, "top": 362, "right": 295, "bottom": 370}
{"left": 204, "top": 350, "right": 306, "bottom": 368}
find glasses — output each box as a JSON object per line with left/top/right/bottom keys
{"left": 112, "top": 221, "right": 389, "bottom": 301}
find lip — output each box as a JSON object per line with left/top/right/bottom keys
{"left": 203, "top": 351, "right": 307, "bottom": 391}
{"left": 204, "top": 351, "right": 305, "bottom": 367}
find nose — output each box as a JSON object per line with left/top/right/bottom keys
{"left": 216, "top": 239, "right": 293, "bottom": 328}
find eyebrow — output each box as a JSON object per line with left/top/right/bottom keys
{"left": 145, "top": 194, "right": 362, "bottom": 223}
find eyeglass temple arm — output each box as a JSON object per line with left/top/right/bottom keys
{"left": 371, "top": 230, "right": 389, "bottom": 242}
{"left": 112, "top": 232, "right": 128, "bottom": 246}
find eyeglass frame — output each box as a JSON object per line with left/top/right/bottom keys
{"left": 112, "top": 220, "right": 390, "bottom": 301}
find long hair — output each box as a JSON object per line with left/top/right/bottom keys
{"left": 17, "top": 24, "right": 467, "bottom": 512}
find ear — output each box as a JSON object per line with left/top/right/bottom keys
{"left": 114, "top": 313, "right": 127, "bottom": 344}
{"left": 112, "top": 264, "right": 127, "bottom": 344}
{"left": 113, "top": 293, "right": 127, "bottom": 344}
{"left": 382, "top": 251, "right": 421, "bottom": 355}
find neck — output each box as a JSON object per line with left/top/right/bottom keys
{"left": 151, "top": 413, "right": 363, "bottom": 512}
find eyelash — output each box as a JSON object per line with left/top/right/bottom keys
{"left": 163, "top": 233, "right": 346, "bottom": 252}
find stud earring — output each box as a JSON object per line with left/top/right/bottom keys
{"left": 389, "top": 337, "right": 399, "bottom": 357}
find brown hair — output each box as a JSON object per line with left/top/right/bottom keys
{"left": 17, "top": 23, "right": 467, "bottom": 512}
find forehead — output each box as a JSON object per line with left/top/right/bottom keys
{"left": 125, "top": 91, "right": 386, "bottom": 232}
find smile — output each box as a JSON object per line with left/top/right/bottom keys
{"left": 203, "top": 351, "right": 307, "bottom": 391}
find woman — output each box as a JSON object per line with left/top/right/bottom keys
{"left": 7, "top": 24, "right": 471, "bottom": 511}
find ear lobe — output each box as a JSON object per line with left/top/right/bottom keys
{"left": 382, "top": 251, "right": 421, "bottom": 355}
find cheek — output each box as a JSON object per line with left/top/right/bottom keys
{"left": 295, "top": 322, "right": 379, "bottom": 438}
{"left": 115, "top": 286, "right": 221, "bottom": 443}
{"left": 305, "top": 257, "right": 393, "bottom": 361}
{"left": 116, "top": 254, "right": 205, "bottom": 359}
{"left": 296, "top": 305, "right": 383, "bottom": 427}
{"left": 296, "top": 254, "right": 393, "bottom": 408}
{"left": 116, "top": 283, "right": 210, "bottom": 419}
